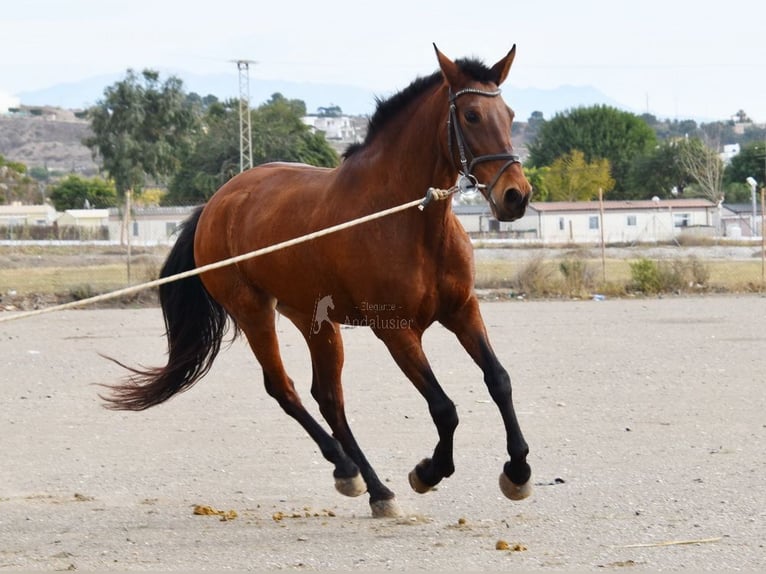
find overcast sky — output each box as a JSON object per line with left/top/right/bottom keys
{"left": 2, "top": 0, "right": 764, "bottom": 122}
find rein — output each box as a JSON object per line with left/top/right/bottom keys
{"left": 446, "top": 86, "right": 521, "bottom": 211}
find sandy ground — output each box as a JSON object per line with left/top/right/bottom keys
{"left": 1, "top": 296, "right": 765, "bottom": 571}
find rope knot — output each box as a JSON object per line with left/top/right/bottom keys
{"left": 418, "top": 185, "right": 458, "bottom": 211}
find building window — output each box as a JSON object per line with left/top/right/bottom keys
{"left": 132, "top": 221, "right": 139, "bottom": 236}
{"left": 558, "top": 217, "right": 565, "bottom": 231}
{"left": 589, "top": 215, "right": 599, "bottom": 230}
{"left": 627, "top": 215, "right": 637, "bottom": 226}
{"left": 674, "top": 213, "right": 690, "bottom": 228}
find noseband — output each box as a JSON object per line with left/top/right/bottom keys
{"left": 447, "top": 87, "right": 521, "bottom": 206}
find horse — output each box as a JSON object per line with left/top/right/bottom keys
{"left": 103, "top": 45, "right": 534, "bottom": 518}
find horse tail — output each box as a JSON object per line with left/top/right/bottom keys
{"left": 101, "top": 205, "right": 234, "bottom": 411}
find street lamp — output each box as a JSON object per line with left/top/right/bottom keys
{"left": 747, "top": 177, "right": 758, "bottom": 238}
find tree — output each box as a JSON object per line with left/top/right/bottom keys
{"left": 317, "top": 105, "right": 343, "bottom": 117}
{"left": 543, "top": 150, "right": 615, "bottom": 201}
{"left": 724, "top": 141, "right": 766, "bottom": 188}
{"left": 0, "top": 155, "right": 39, "bottom": 204}
{"left": 626, "top": 139, "right": 693, "bottom": 199}
{"left": 678, "top": 137, "right": 724, "bottom": 202}
{"left": 251, "top": 93, "right": 337, "bottom": 166}
{"left": 48, "top": 175, "right": 118, "bottom": 211}
{"left": 167, "top": 100, "right": 240, "bottom": 204}
{"left": 527, "top": 105, "right": 657, "bottom": 198}
{"left": 167, "top": 94, "right": 338, "bottom": 204}
{"left": 84, "top": 69, "right": 200, "bottom": 197}
{"left": 522, "top": 165, "right": 551, "bottom": 201}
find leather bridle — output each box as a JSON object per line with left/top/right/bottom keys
{"left": 447, "top": 87, "right": 522, "bottom": 208}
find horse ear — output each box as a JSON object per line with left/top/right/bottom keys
{"left": 433, "top": 43, "right": 461, "bottom": 88}
{"left": 490, "top": 45, "right": 517, "bottom": 86}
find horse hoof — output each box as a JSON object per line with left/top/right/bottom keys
{"left": 499, "top": 471, "right": 532, "bottom": 500}
{"left": 370, "top": 498, "right": 402, "bottom": 518}
{"left": 335, "top": 473, "right": 367, "bottom": 497}
{"left": 408, "top": 467, "right": 433, "bottom": 494}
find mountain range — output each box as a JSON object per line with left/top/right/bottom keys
{"left": 17, "top": 70, "right": 629, "bottom": 121}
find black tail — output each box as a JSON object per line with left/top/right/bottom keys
{"left": 101, "top": 206, "right": 233, "bottom": 410}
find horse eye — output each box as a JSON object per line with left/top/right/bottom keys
{"left": 464, "top": 110, "right": 480, "bottom": 124}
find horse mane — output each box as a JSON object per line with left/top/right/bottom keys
{"left": 343, "top": 57, "right": 496, "bottom": 159}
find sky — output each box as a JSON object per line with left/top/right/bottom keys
{"left": 1, "top": 0, "right": 765, "bottom": 122}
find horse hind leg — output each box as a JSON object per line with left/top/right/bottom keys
{"left": 279, "top": 304, "right": 401, "bottom": 518}
{"left": 232, "top": 294, "right": 360, "bottom": 503}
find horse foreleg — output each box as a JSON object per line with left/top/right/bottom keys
{"left": 441, "top": 296, "right": 532, "bottom": 501}
{"left": 375, "top": 328, "right": 459, "bottom": 494}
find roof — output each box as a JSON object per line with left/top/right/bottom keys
{"left": 453, "top": 204, "right": 491, "bottom": 215}
{"left": 64, "top": 209, "right": 110, "bottom": 219}
{"left": 529, "top": 199, "right": 716, "bottom": 213}
{"left": 723, "top": 203, "right": 764, "bottom": 215}
{"left": 107, "top": 206, "right": 199, "bottom": 217}
{"left": 0, "top": 203, "right": 57, "bottom": 215}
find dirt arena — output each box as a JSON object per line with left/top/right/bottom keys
{"left": 1, "top": 296, "right": 764, "bottom": 571}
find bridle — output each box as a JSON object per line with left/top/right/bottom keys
{"left": 447, "top": 86, "right": 522, "bottom": 208}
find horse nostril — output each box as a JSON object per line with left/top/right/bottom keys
{"left": 503, "top": 188, "right": 527, "bottom": 208}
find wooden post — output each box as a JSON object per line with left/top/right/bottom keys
{"left": 125, "top": 189, "right": 132, "bottom": 285}
{"left": 599, "top": 187, "right": 606, "bottom": 283}
{"left": 761, "top": 187, "right": 764, "bottom": 291}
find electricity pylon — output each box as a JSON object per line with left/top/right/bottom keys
{"left": 235, "top": 59, "right": 256, "bottom": 172}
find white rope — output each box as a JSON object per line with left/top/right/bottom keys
{"left": 0, "top": 192, "right": 455, "bottom": 325}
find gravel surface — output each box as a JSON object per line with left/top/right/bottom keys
{"left": 1, "top": 296, "right": 765, "bottom": 571}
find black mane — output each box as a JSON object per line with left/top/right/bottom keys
{"left": 343, "top": 57, "right": 496, "bottom": 159}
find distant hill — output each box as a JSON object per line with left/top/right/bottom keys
{"left": 18, "top": 71, "right": 627, "bottom": 121}
{"left": 0, "top": 114, "right": 96, "bottom": 173}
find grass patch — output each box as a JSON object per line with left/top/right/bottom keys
{"left": 1, "top": 265, "right": 129, "bottom": 295}
{"left": 474, "top": 256, "right": 764, "bottom": 298}
{"left": 1, "top": 245, "right": 765, "bottom": 307}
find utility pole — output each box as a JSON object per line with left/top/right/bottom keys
{"left": 235, "top": 59, "right": 256, "bottom": 172}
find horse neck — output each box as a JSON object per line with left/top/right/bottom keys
{"left": 345, "top": 87, "right": 456, "bottom": 206}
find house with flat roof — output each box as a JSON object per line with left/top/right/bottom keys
{"left": 455, "top": 198, "right": 720, "bottom": 243}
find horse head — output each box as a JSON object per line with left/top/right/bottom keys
{"left": 434, "top": 45, "right": 532, "bottom": 222}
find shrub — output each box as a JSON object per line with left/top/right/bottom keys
{"left": 513, "top": 256, "right": 556, "bottom": 297}
{"left": 629, "top": 256, "right": 711, "bottom": 294}
{"left": 629, "top": 258, "right": 663, "bottom": 294}
{"left": 559, "top": 256, "right": 595, "bottom": 297}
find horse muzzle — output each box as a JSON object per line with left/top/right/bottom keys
{"left": 492, "top": 186, "right": 531, "bottom": 222}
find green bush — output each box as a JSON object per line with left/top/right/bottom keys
{"left": 629, "top": 257, "right": 710, "bottom": 294}
{"left": 629, "top": 258, "right": 662, "bottom": 293}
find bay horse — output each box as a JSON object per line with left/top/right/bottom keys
{"left": 103, "top": 45, "right": 533, "bottom": 518}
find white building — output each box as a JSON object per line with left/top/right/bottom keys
{"left": 720, "top": 143, "right": 740, "bottom": 164}
{"left": 0, "top": 203, "right": 58, "bottom": 226}
{"left": 108, "top": 206, "right": 196, "bottom": 245}
{"left": 302, "top": 114, "right": 364, "bottom": 145}
{"left": 455, "top": 199, "right": 719, "bottom": 243}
